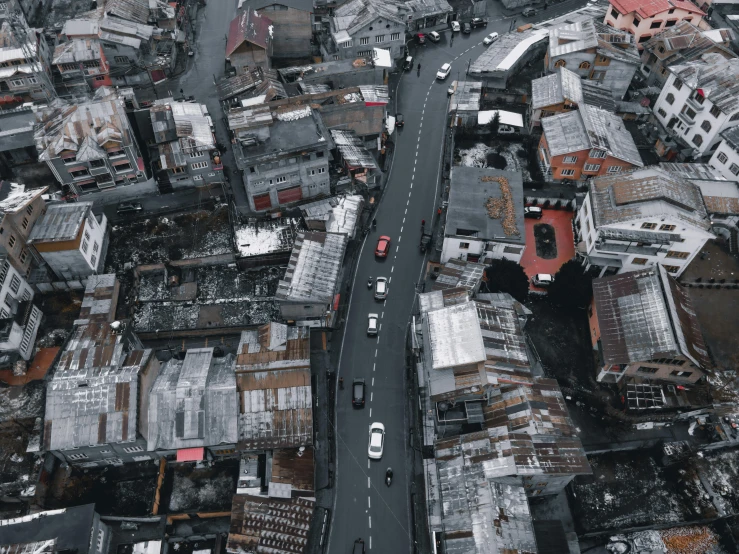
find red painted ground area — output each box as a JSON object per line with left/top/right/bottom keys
{"left": 521, "top": 209, "right": 576, "bottom": 289}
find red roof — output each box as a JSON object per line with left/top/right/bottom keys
{"left": 226, "top": 10, "right": 273, "bottom": 57}
{"left": 176, "top": 447, "right": 205, "bottom": 462}
{"left": 610, "top": 0, "right": 705, "bottom": 18}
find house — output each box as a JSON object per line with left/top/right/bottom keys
{"left": 0, "top": 107, "right": 38, "bottom": 173}
{"left": 34, "top": 88, "right": 148, "bottom": 197}
{"left": 529, "top": 66, "right": 615, "bottom": 129}
{"left": 448, "top": 80, "right": 482, "bottom": 127}
{"left": 299, "top": 194, "right": 364, "bottom": 238}
{"left": 430, "top": 258, "right": 486, "bottom": 294}
{"left": 545, "top": 19, "right": 640, "bottom": 100}
{"left": 52, "top": 38, "right": 112, "bottom": 93}
{"left": 330, "top": 129, "right": 380, "bottom": 186}
{"left": 0, "top": 505, "right": 111, "bottom": 554}
{"left": 28, "top": 202, "right": 108, "bottom": 281}
{"left": 229, "top": 105, "right": 333, "bottom": 212}
{"left": 233, "top": 322, "right": 313, "bottom": 450}
{"left": 226, "top": 10, "right": 274, "bottom": 73}
{"left": 147, "top": 348, "right": 238, "bottom": 461}
{"left": 440, "top": 167, "right": 526, "bottom": 264}
{"left": 604, "top": 0, "right": 706, "bottom": 49}
{"left": 446, "top": 0, "right": 486, "bottom": 21}
{"left": 0, "top": 182, "right": 48, "bottom": 277}
{"left": 708, "top": 126, "right": 739, "bottom": 180}
{"left": 0, "top": 299, "right": 42, "bottom": 367}
{"left": 539, "top": 103, "right": 643, "bottom": 181}
{"left": 576, "top": 166, "right": 714, "bottom": 277}
{"left": 0, "top": 21, "right": 53, "bottom": 107}
{"left": 0, "top": 256, "right": 35, "bottom": 319}
{"left": 249, "top": 0, "right": 313, "bottom": 61}
{"left": 639, "top": 21, "right": 735, "bottom": 87}
{"left": 590, "top": 265, "right": 711, "bottom": 383}
{"left": 276, "top": 231, "right": 347, "bottom": 323}
{"left": 234, "top": 217, "right": 304, "bottom": 268}
{"left": 149, "top": 100, "right": 222, "bottom": 193}
{"left": 322, "top": 0, "right": 409, "bottom": 62}
{"left": 407, "top": 0, "right": 452, "bottom": 32}
{"left": 652, "top": 53, "right": 739, "bottom": 159}
{"left": 278, "top": 56, "right": 388, "bottom": 91}
{"left": 43, "top": 275, "right": 160, "bottom": 466}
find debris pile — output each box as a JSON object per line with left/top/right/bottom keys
{"left": 660, "top": 525, "right": 720, "bottom": 554}
{"left": 482, "top": 175, "right": 520, "bottom": 237}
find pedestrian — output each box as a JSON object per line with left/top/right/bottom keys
{"left": 437, "top": 207, "right": 442, "bottom": 217}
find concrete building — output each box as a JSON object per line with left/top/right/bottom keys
{"left": 639, "top": 21, "right": 735, "bottom": 88}
{"left": 590, "top": 266, "right": 711, "bottom": 383}
{"left": 0, "top": 107, "right": 38, "bottom": 173}
{"left": 43, "top": 275, "right": 160, "bottom": 466}
{"left": 0, "top": 182, "right": 48, "bottom": 277}
{"left": 708, "top": 126, "right": 739, "bottom": 180}
{"left": 276, "top": 231, "right": 347, "bottom": 324}
{"left": 322, "top": 0, "right": 409, "bottom": 61}
{"left": 545, "top": 19, "right": 640, "bottom": 100}
{"left": 0, "top": 300, "right": 42, "bottom": 365}
{"left": 446, "top": 0, "right": 486, "bottom": 21}
{"left": 28, "top": 202, "right": 108, "bottom": 281}
{"left": 440, "top": 167, "right": 526, "bottom": 265}
{"left": 0, "top": 21, "right": 53, "bottom": 107}
{"left": 576, "top": 166, "right": 714, "bottom": 277}
{"left": 652, "top": 53, "right": 739, "bottom": 159}
{"left": 0, "top": 256, "right": 34, "bottom": 319}
{"left": 539, "top": 103, "right": 643, "bottom": 181}
{"left": 250, "top": 0, "right": 313, "bottom": 61}
{"left": 34, "top": 88, "right": 148, "bottom": 197}
{"left": 604, "top": 0, "right": 707, "bottom": 49}
{"left": 230, "top": 105, "right": 333, "bottom": 212}
{"left": 407, "top": 0, "right": 452, "bottom": 32}
{"left": 278, "top": 56, "right": 388, "bottom": 90}
{"left": 52, "top": 38, "right": 112, "bottom": 93}
{"left": 226, "top": 10, "right": 274, "bottom": 73}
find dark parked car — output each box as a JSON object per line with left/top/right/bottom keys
{"left": 352, "top": 379, "right": 366, "bottom": 407}
{"left": 524, "top": 206, "right": 543, "bottom": 219}
{"left": 403, "top": 55, "right": 413, "bottom": 71}
{"left": 116, "top": 202, "right": 143, "bottom": 214}
{"left": 353, "top": 539, "right": 365, "bottom": 554}
{"left": 462, "top": 22, "right": 471, "bottom": 34}
{"left": 522, "top": 7, "right": 537, "bottom": 16}
{"left": 470, "top": 17, "right": 487, "bottom": 28}
{"left": 395, "top": 113, "right": 404, "bottom": 128}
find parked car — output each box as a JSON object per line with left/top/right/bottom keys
{"left": 522, "top": 7, "right": 537, "bottom": 16}
{"left": 403, "top": 56, "right": 413, "bottom": 71}
{"left": 447, "top": 82, "right": 456, "bottom": 96}
{"left": 374, "top": 276, "right": 388, "bottom": 300}
{"left": 367, "top": 313, "right": 379, "bottom": 336}
{"left": 375, "top": 235, "right": 391, "bottom": 257}
{"left": 532, "top": 273, "right": 554, "bottom": 287}
{"left": 462, "top": 22, "right": 471, "bottom": 34}
{"left": 368, "top": 422, "right": 385, "bottom": 459}
{"left": 428, "top": 31, "right": 441, "bottom": 42}
{"left": 415, "top": 33, "right": 426, "bottom": 44}
{"left": 524, "top": 206, "right": 543, "bottom": 219}
{"left": 395, "top": 113, "right": 404, "bottom": 128}
{"left": 436, "top": 63, "right": 451, "bottom": 80}
{"left": 352, "top": 379, "right": 366, "bottom": 407}
{"left": 451, "top": 20, "right": 460, "bottom": 32}
{"left": 483, "top": 32, "right": 499, "bottom": 45}
{"left": 117, "top": 202, "right": 143, "bottom": 214}
{"left": 470, "top": 17, "right": 488, "bottom": 28}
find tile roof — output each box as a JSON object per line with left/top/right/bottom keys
{"left": 541, "top": 104, "right": 643, "bottom": 166}
{"left": 668, "top": 53, "right": 739, "bottom": 114}
{"left": 592, "top": 266, "right": 711, "bottom": 368}
{"left": 226, "top": 10, "right": 273, "bottom": 56}
{"left": 610, "top": 0, "right": 704, "bottom": 19}
{"left": 28, "top": 202, "right": 93, "bottom": 243}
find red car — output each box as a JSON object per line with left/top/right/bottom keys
{"left": 375, "top": 235, "right": 391, "bottom": 258}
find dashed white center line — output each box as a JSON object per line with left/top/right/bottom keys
{"left": 397, "top": 235, "right": 401, "bottom": 243}
{"left": 396, "top": 245, "right": 399, "bottom": 253}
{"left": 369, "top": 407, "right": 372, "bottom": 417}
{"left": 368, "top": 496, "right": 371, "bottom": 508}
{"left": 372, "top": 377, "right": 374, "bottom": 386}
{"left": 371, "top": 392, "right": 373, "bottom": 402}
{"left": 381, "top": 312, "right": 384, "bottom": 318}
{"left": 370, "top": 537, "right": 372, "bottom": 550}
{"left": 378, "top": 323, "right": 382, "bottom": 332}
{"left": 374, "top": 349, "right": 378, "bottom": 357}
{"left": 367, "top": 460, "right": 370, "bottom": 469}
{"left": 391, "top": 266, "right": 394, "bottom": 273}
{"left": 369, "top": 516, "right": 372, "bottom": 529}
{"left": 403, "top": 217, "right": 405, "bottom": 223}
{"left": 368, "top": 477, "right": 371, "bottom": 488}
{"left": 372, "top": 362, "right": 376, "bottom": 371}
{"left": 376, "top": 335, "right": 380, "bottom": 344}
{"left": 400, "top": 226, "right": 403, "bottom": 233}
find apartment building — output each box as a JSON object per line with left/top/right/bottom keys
{"left": 0, "top": 21, "right": 52, "bottom": 105}
{"left": 52, "top": 38, "right": 112, "bottom": 92}
{"left": 604, "top": 0, "right": 706, "bottom": 49}
{"left": 0, "top": 182, "right": 47, "bottom": 276}
{"left": 708, "top": 126, "right": 739, "bottom": 180}
{"left": 0, "top": 255, "right": 35, "bottom": 317}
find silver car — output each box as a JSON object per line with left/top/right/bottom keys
{"left": 374, "top": 277, "right": 388, "bottom": 300}
{"left": 367, "top": 313, "right": 379, "bottom": 336}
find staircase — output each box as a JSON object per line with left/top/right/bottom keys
{"left": 156, "top": 170, "right": 173, "bottom": 194}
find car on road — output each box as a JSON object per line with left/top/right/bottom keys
{"left": 428, "top": 31, "right": 441, "bottom": 42}
{"left": 532, "top": 273, "right": 554, "bottom": 287}
{"left": 415, "top": 32, "right": 426, "bottom": 44}
{"left": 524, "top": 206, "right": 543, "bottom": 219}
{"left": 483, "top": 32, "right": 499, "bottom": 45}
{"left": 462, "top": 22, "right": 471, "bottom": 34}
{"left": 375, "top": 235, "right": 391, "bottom": 257}
{"left": 471, "top": 17, "right": 488, "bottom": 28}
{"left": 447, "top": 82, "right": 456, "bottom": 96}
{"left": 436, "top": 63, "right": 451, "bottom": 80}
{"left": 395, "top": 113, "right": 404, "bottom": 128}
{"left": 367, "top": 313, "right": 379, "bottom": 336}
{"left": 451, "top": 20, "right": 460, "bottom": 32}
{"left": 353, "top": 539, "right": 365, "bottom": 554}
{"left": 368, "top": 422, "right": 385, "bottom": 459}
{"left": 352, "top": 379, "right": 366, "bottom": 407}
{"left": 403, "top": 56, "right": 413, "bottom": 71}
{"left": 522, "top": 7, "right": 537, "bottom": 16}
{"left": 117, "top": 202, "right": 143, "bottom": 214}
{"left": 374, "top": 276, "right": 388, "bottom": 300}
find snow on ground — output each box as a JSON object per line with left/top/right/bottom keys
{"left": 457, "top": 141, "right": 531, "bottom": 181}
{"left": 234, "top": 218, "right": 299, "bottom": 257}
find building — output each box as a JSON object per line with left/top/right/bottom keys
{"left": 441, "top": 167, "right": 526, "bottom": 264}
{"left": 652, "top": 53, "right": 739, "bottom": 159}
{"left": 639, "top": 21, "right": 735, "bottom": 88}
{"left": 300, "top": 194, "right": 364, "bottom": 238}
{"left": 407, "top": 0, "right": 452, "bottom": 32}
{"left": 539, "top": 103, "right": 643, "bottom": 181}
{"left": 604, "top": 0, "right": 706, "bottom": 49}
{"left": 576, "top": 166, "right": 714, "bottom": 277}
{"left": 250, "top": 0, "right": 313, "bottom": 61}
{"left": 278, "top": 56, "right": 388, "bottom": 90}
{"left": 149, "top": 100, "right": 222, "bottom": 192}
{"left": 590, "top": 266, "right": 711, "bottom": 383}
{"left": 52, "top": 38, "right": 112, "bottom": 93}
{"left": 529, "top": 66, "right": 615, "bottom": 129}
{"left": 28, "top": 202, "right": 107, "bottom": 281}
{"left": 708, "top": 126, "right": 739, "bottom": 180}
{"left": 0, "top": 182, "right": 48, "bottom": 277}
{"left": 276, "top": 231, "right": 347, "bottom": 323}
{"left": 34, "top": 88, "right": 148, "bottom": 197}
{"left": 545, "top": 19, "right": 640, "bottom": 100}
{"left": 0, "top": 300, "right": 41, "bottom": 367}
{"left": 43, "top": 275, "right": 160, "bottom": 466}
{"left": 448, "top": 80, "right": 482, "bottom": 127}
{"left": 0, "top": 107, "right": 38, "bottom": 173}
{"left": 0, "top": 21, "right": 53, "bottom": 107}
{"left": 0, "top": 505, "right": 111, "bottom": 554}
{"left": 147, "top": 348, "right": 238, "bottom": 460}
{"left": 322, "top": 0, "right": 409, "bottom": 61}
{"left": 230, "top": 106, "right": 333, "bottom": 212}
{"left": 431, "top": 258, "right": 486, "bottom": 294}
{"left": 469, "top": 27, "right": 550, "bottom": 89}
{"left": 233, "top": 322, "right": 313, "bottom": 450}
{"left": 446, "top": 0, "right": 486, "bottom": 21}
{"left": 330, "top": 128, "right": 380, "bottom": 185}
{"left": 0, "top": 255, "right": 34, "bottom": 321}
{"left": 226, "top": 10, "right": 274, "bottom": 73}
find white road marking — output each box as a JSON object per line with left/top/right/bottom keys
{"left": 369, "top": 408, "right": 372, "bottom": 417}
{"left": 368, "top": 460, "right": 370, "bottom": 469}
{"left": 407, "top": 199, "right": 409, "bottom": 206}
{"left": 368, "top": 477, "right": 371, "bottom": 488}
{"left": 391, "top": 266, "right": 394, "bottom": 273}
{"left": 368, "top": 496, "right": 371, "bottom": 508}
{"left": 373, "top": 362, "right": 376, "bottom": 371}
{"left": 371, "top": 392, "right": 373, "bottom": 402}
{"left": 372, "top": 377, "right": 375, "bottom": 386}
{"left": 396, "top": 245, "right": 399, "bottom": 253}
{"left": 381, "top": 312, "right": 384, "bottom": 318}
{"left": 405, "top": 208, "right": 407, "bottom": 214}
{"left": 374, "top": 349, "right": 378, "bottom": 357}
{"left": 400, "top": 226, "right": 403, "bottom": 233}
{"left": 370, "top": 537, "right": 372, "bottom": 550}
{"left": 398, "top": 235, "right": 401, "bottom": 243}
{"left": 369, "top": 516, "right": 372, "bottom": 529}
{"left": 403, "top": 217, "right": 405, "bottom": 223}
{"left": 376, "top": 335, "right": 380, "bottom": 344}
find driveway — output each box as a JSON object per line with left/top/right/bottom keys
{"left": 520, "top": 208, "right": 575, "bottom": 290}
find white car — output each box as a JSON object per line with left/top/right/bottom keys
{"left": 374, "top": 277, "right": 388, "bottom": 300}
{"left": 436, "top": 63, "right": 451, "bottom": 80}
{"left": 532, "top": 273, "right": 554, "bottom": 287}
{"left": 451, "top": 21, "right": 460, "bottom": 32}
{"left": 483, "top": 32, "right": 499, "bottom": 45}
{"left": 368, "top": 422, "right": 385, "bottom": 459}
{"left": 367, "top": 313, "right": 379, "bottom": 336}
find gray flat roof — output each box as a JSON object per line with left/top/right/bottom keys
{"left": 28, "top": 202, "right": 91, "bottom": 243}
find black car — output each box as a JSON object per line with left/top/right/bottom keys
{"left": 522, "top": 7, "right": 537, "bottom": 16}
{"left": 117, "top": 202, "right": 143, "bottom": 214}
{"left": 524, "top": 206, "right": 543, "bottom": 219}
{"left": 462, "top": 22, "right": 471, "bottom": 34}
{"left": 353, "top": 539, "right": 365, "bottom": 554}
{"left": 352, "top": 378, "right": 366, "bottom": 407}
{"left": 396, "top": 113, "right": 404, "bottom": 128}
{"left": 470, "top": 17, "right": 487, "bottom": 28}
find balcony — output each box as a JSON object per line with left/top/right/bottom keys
{"left": 677, "top": 109, "right": 696, "bottom": 126}
{"left": 684, "top": 95, "right": 705, "bottom": 112}
{"left": 596, "top": 241, "right": 663, "bottom": 257}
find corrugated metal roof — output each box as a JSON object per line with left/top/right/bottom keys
{"left": 104, "top": 0, "right": 150, "bottom": 25}
{"left": 271, "top": 446, "right": 314, "bottom": 492}
{"left": 332, "top": 0, "right": 408, "bottom": 37}
{"left": 299, "top": 194, "right": 363, "bottom": 238}
{"left": 548, "top": 20, "right": 639, "bottom": 65}
{"left": 52, "top": 38, "right": 101, "bottom": 65}
{"left": 226, "top": 9, "right": 273, "bottom": 56}
{"left": 669, "top": 53, "right": 739, "bottom": 113}
{"left": 427, "top": 302, "right": 486, "bottom": 370}
{"left": 28, "top": 202, "right": 92, "bottom": 243}
{"left": 432, "top": 259, "right": 486, "bottom": 293}
{"left": 531, "top": 67, "right": 583, "bottom": 110}
{"left": 330, "top": 129, "right": 377, "bottom": 169}
{"left": 235, "top": 323, "right": 310, "bottom": 371}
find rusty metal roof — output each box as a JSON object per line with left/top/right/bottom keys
{"left": 432, "top": 259, "right": 486, "bottom": 293}
{"left": 270, "top": 447, "right": 314, "bottom": 493}
{"left": 235, "top": 322, "right": 310, "bottom": 371}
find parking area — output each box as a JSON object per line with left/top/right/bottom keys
{"left": 520, "top": 208, "right": 575, "bottom": 290}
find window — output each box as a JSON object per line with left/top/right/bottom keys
{"left": 97, "top": 530, "right": 105, "bottom": 552}
{"left": 391, "top": 32, "right": 400, "bottom": 40}
{"left": 107, "top": 149, "right": 125, "bottom": 157}
{"left": 89, "top": 159, "right": 105, "bottom": 168}
{"left": 375, "top": 35, "right": 385, "bottom": 43}
{"left": 27, "top": 76, "right": 37, "bottom": 84}
{"left": 579, "top": 61, "right": 590, "bottom": 69}
{"left": 9, "top": 275, "right": 20, "bottom": 294}
{"left": 701, "top": 120, "right": 712, "bottom": 133}
{"left": 730, "top": 163, "right": 739, "bottom": 176}
{"left": 8, "top": 235, "right": 15, "bottom": 248}
{"left": 189, "top": 152, "right": 203, "bottom": 159}
{"left": 710, "top": 105, "right": 721, "bottom": 118}
{"left": 82, "top": 239, "right": 89, "bottom": 253}
{"left": 670, "top": 370, "right": 692, "bottom": 378}
{"left": 95, "top": 76, "right": 106, "bottom": 81}
{"left": 84, "top": 230, "right": 90, "bottom": 241}
{"left": 663, "top": 265, "right": 680, "bottom": 273}
{"left": 19, "top": 250, "right": 27, "bottom": 264}
{"left": 650, "top": 21, "right": 661, "bottom": 29}
{"left": 114, "top": 162, "right": 132, "bottom": 172}
{"left": 692, "top": 91, "right": 705, "bottom": 105}
{"left": 657, "top": 46, "right": 665, "bottom": 54}
{"left": 633, "top": 16, "right": 641, "bottom": 25}
{"left": 25, "top": 205, "right": 33, "bottom": 216}
{"left": 610, "top": 8, "right": 619, "bottom": 18}
{"left": 632, "top": 257, "right": 648, "bottom": 265}
{"left": 342, "top": 40, "right": 353, "bottom": 48}
{"left": 665, "top": 19, "right": 676, "bottom": 27}
{"left": 607, "top": 166, "right": 622, "bottom": 174}
{"left": 9, "top": 79, "right": 24, "bottom": 87}
{"left": 673, "top": 78, "right": 682, "bottom": 91}
{"left": 666, "top": 250, "right": 689, "bottom": 259}
{"left": 360, "top": 37, "right": 369, "bottom": 45}
{"left": 560, "top": 169, "right": 576, "bottom": 177}
{"left": 67, "top": 453, "right": 88, "bottom": 461}
{"left": 21, "top": 217, "right": 28, "bottom": 230}
{"left": 658, "top": 108, "right": 667, "bottom": 118}
{"left": 92, "top": 242, "right": 99, "bottom": 254}
{"left": 717, "top": 152, "right": 728, "bottom": 164}
{"left": 123, "top": 445, "right": 144, "bottom": 453}
{"left": 91, "top": 254, "right": 97, "bottom": 267}
{"left": 590, "top": 70, "right": 606, "bottom": 81}
{"left": 554, "top": 59, "right": 566, "bottom": 68}
{"left": 459, "top": 242, "right": 470, "bottom": 249}
{"left": 70, "top": 168, "right": 90, "bottom": 178}
{"left": 357, "top": 50, "right": 372, "bottom": 57}
{"left": 21, "top": 289, "right": 30, "bottom": 301}
{"left": 276, "top": 176, "right": 287, "bottom": 184}
{"left": 659, "top": 224, "right": 675, "bottom": 231}
{"left": 114, "top": 55, "right": 129, "bottom": 63}
{"left": 731, "top": 112, "right": 739, "bottom": 122}
{"left": 692, "top": 134, "right": 703, "bottom": 147}
{"left": 584, "top": 163, "right": 601, "bottom": 172}
{"left": 641, "top": 222, "right": 657, "bottom": 230}
{"left": 563, "top": 156, "right": 578, "bottom": 164}
{"left": 666, "top": 93, "right": 675, "bottom": 105}
{"left": 639, "top": 35, "right": 651, "bottom": 44}
{"left": 4, "top": 293, "right": 12, "bottom": 306}
{"left": 193, "top": 175, "right": 203, "bottom": 181}
{"left": 191, "top": 161, "right": 208, "bottom": 170}
{"left": 589, "top": 149, "right": 607, "bottom": 159}
{"left": 668, "top": 7, "right": 675, "bottom": 13}
{"left": 638, "top": 366, "right": 658, "bottom": 374}
{"left": 0, "top": 309, "right": 7, "bottom": 319}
